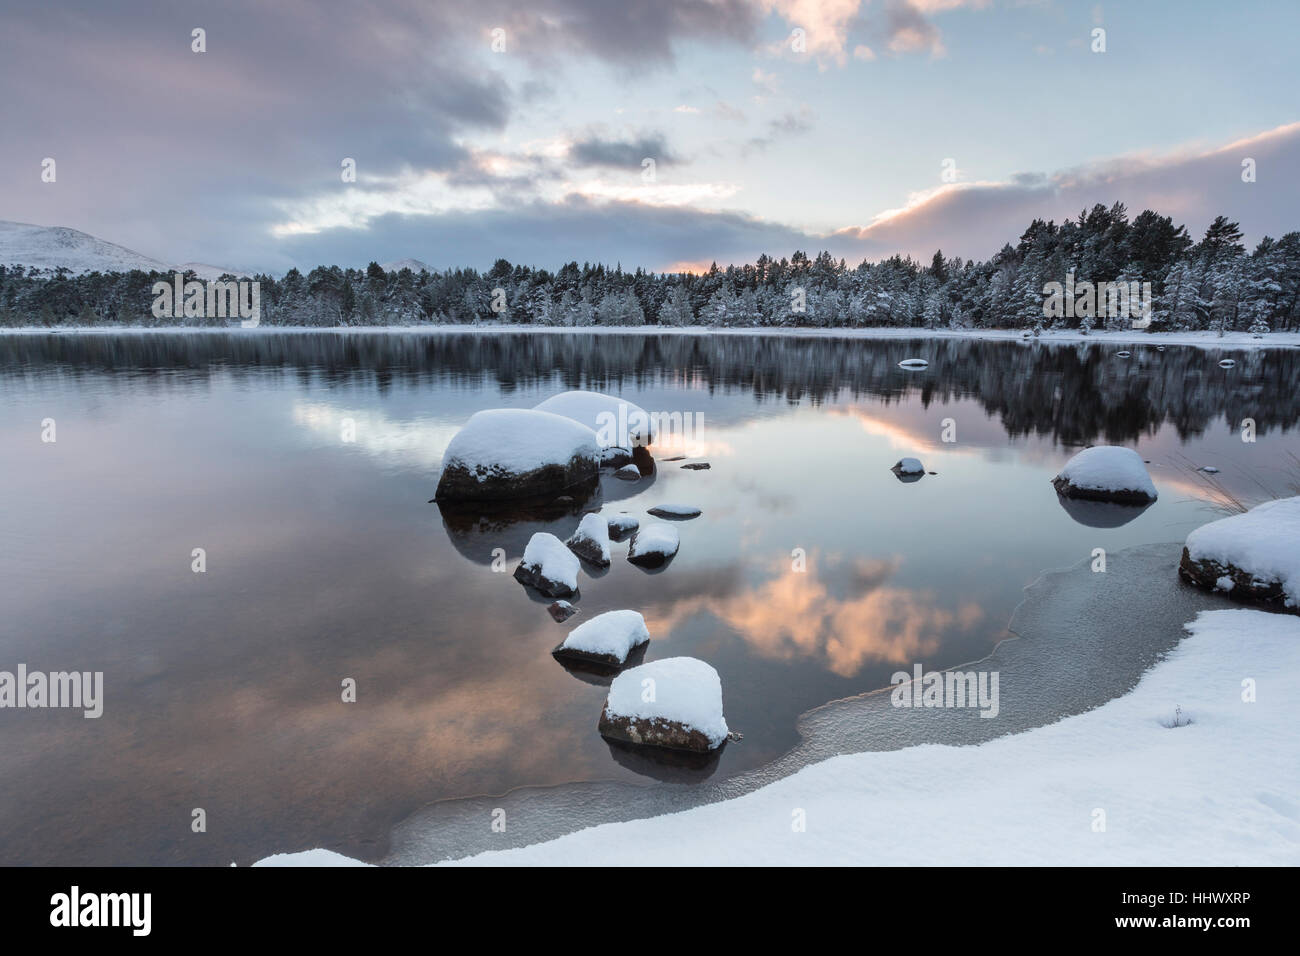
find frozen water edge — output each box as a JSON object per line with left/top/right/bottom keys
{"left": 352, "top": 541, "right": 1243, "bottom": 865}
{"left": 6, "top": 324, "right": 1300, "bottom": 350}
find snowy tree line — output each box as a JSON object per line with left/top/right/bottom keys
{"left": 3, "top": 204, "right": 1299, "bottom": 333}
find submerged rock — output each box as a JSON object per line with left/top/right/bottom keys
{"left": 553, "top": 610, "right": 650, "bottom": 669}
{"left": 565, "top": 513, "right": 611, "bottom": 568}
{"left": 1179, "top": 497, "right": 1300, "bottom": 614}
{"left": 435, "top": 408, "right": 599, "bottom": 503}
{"left": 627, "top": 523, "right": 680, "bottom": 568}
{"left": 1052, "top": 446, "right": 1157, "bottom": 504}
{"left": 548, "top": 601, "right": 579, "bottom": 623}
{"left": 513, "top": 532, "right": 581, "bottom": 597}
{"left": 647, "top": 503, "right": 702, "bottom": 519}
{"left": 598, "top": 657, "right": 728, "bottom": 753}
{"left": 680, "top": 462, "right": 711, "bottom": 471}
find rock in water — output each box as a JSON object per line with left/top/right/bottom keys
{"left": 534, "top": 390, "right": 655, "bottom": 448}
{"left": 680, "top": 462, "right": 710, "bottom": 471}
{"left": 548, "top": 601, "right": 579, "bottom": 623}
{"left": 435, "top": 409, "right": 599, "bottom": 503}
{"left": 513, "top": 532, "right": 581, "bottom": 597}
{"left": 614, "top": 464, "right": 641, "bottom": 481}
{"left": 565, "top": 513, "right": 611, "bottom": 568}
{"left": 607, "top": 513, "right": 639, "bottom": 540}
{"left": 647, "top": 503, "right": 702, "bottom": 519}
{"left": 1051, "top": 446, "right": 1157, "bottom": 504}
{"left": 892, "top": 457, "right": 925, "bottom": 476}
{"left": 628, "top": 523, "right": 680, "bottom": 568}
{"left": 1179, "top": 497, "right": 1300, "bottom": 614}
{"left": 598, "top": 657, "right": 728, "bottom": 753}
{"left": 601, "top": 446, "right": 634, "bottom": 468}
{"left": 553, "top": 610, "right": 650, "bottom": 668}
{"left": 898, "top": 358, "right": 929, "bottom": 369}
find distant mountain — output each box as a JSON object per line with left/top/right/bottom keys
{"left": 0, "top": 221, "right": 244, "bottom": 277}
{"left": 381, "top": 258, "right": 430, "bottom": 273}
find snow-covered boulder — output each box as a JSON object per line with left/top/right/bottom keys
{"left": 565, "top": 513, "right": 611, "bottom": 568}
{"left": 898, "top": 358, "right": 929, "bottom": 369}
{"left": 614, "top": 464, "right": 641, "bottom": 481}
{"left": 628, "top": 523, "right": 680, "bottom": 568}
{"left": 1179, "top": 497, "right": 1300, "bottom": 614}
{"left": 435, "top": 409, "right": 600, "bottom": 503}
{"left": 534, "top": 390, "right": 655, "bottom": 448}
{"left": 598, "top": 657, "right": 728, "bottom": 753}
{"left": 1051, "top": 446, "right": 1157, "bottom": 504}
{"left": 891, "top": 457, "right": 925, "bottom": 477}
{"left": 607, "top": 513, "right": 639, "bottom": 540}
{"left": 647, "top": 503, "right": 702, "bottom": 519}
{"left": 513, "top": 532, "right": 581, "bottom": 597}
{"left": 553, "top": 610, "right": 651, "bottom": 668}
{"left": 601, "top": 446, "right": 634, "bottom": 468}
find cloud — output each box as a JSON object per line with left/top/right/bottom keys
{"left": 744, "top": 107, "right": 817, "bottom": 152}
{"left": 568, "top": 131, "right": 684, "bottom": 168}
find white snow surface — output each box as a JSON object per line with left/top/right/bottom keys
{"left": 1185, "top": 497, "right": 1300, "bottom": 607}
{"left": 628, "top": 523, "right": 680, "bottom": 560}
{"left": 607, "top": 513, "right": 639, "bottom": 535}
{"left": 533, "top": 390, "right": 655, "bottom": 446}
{"left": 559, "top": 610, "right": 650, "bottom": 660}
{"left": 894, "top": 457, "right": 924, "bottom": 474}
{"left": 254, "top": 849, "right": 374, "bottom": 867}
{"left": 1055, "top": 445, "right": 1156, "bottom": 498}
{"left": 381, "top": 258, "right": 430, "bottom": 273}
{"left": 604, "top": 657, "right": 727, "bottom": 747}
{"left": 519, "top": 533, "right": 580, "bottom": 591}
{"left": 647, "top": 503, "right": 702, "bottom": 517}
{"left": 567, "top": 513, "right": 611, "bottom": 564}
{"left": 440, "top": 409, "right": 599, "bottom": 480}
{"left": 0, "top": 220, "right": 169, "bottom": 273}
{"left": 257, "top": 608, "right": 1300, "bottom": 866}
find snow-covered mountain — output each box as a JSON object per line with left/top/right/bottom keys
{"left": 0, "top": 220, "right": 170, "bottom": 273}
{"left": 176, "top": 262, "right": 251, "bottom": 280}
{"left": 381, "top": 258, "right": 430, "bottom": 273}
{"left": 0, "top": 220, "right": 245, "bottom": 277}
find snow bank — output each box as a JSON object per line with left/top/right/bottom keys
{"left": 534, "top": 390, "right": 655, "bottom": 447}
{"left": 435, "top": 408, "right": 599, "bottom": 502}
{"left": 600, "top": 657, "right": 728, "bottom": 751}
{"left": 1181, "top": 496, "right": 1300, "bottom": 611}
{"left": 1052, "top": 445, "right": 1156, "bottom": 504}
{"left": 566, "top": 513, "right": 611, "bottom": 567}
{"left": 444, "top": 608, "right": 1300, "bottom": 865}
{"left": 627, "top": 523, "right": 680, "bottom": 568}
{"left": 513, "top": 532, "right": 581, "bottom": 597}
{"left": 555, "top": 610, "right": 650, "bottom": 667}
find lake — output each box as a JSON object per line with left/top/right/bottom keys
{"left": 1, "top": 330, "right": 1297, "bottom": 864}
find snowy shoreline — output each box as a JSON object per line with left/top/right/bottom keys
{"left": 257, "top": 606, "right": 1299, "bottom": 867}
{"left": 3, "top": 324, "right": 1300, "bottom": 350}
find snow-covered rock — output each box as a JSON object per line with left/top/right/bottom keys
{"left": 607, "top": 513, "right": 639, "bottom": 540}
{"left": 513, "top": 532, "right": 581, "bottom": 597}
{"left": 434, "top": 409, "right": 600, "bottom": 503}
{"left": 898, "top": 358, "right": 929, "bottom": 369}
{"left": 553, "top": 610, "right": 650, "bottom": 668}
{"left": 548, "top": 600, "right": 578, "bottom": 623}
{"left": 891, "top": 457, "right": 925, "bottom": 476}
{"left": 599, "top": 657, "right": 728, "bottom": 752}
{"left": 533, "top": 390, "right": 655, "bottom": 448}
{"left": 601, "top": 446, "right": 634, "bottom": 468}
{"left": 1180, "top": 497, "right": 1300, "bottom": 613}
{"left": 1051, "top": 446, "right": 1157, "bottom": 504}
{"left": 647, "top": 503, "right": 702, "bottom": 519}
{"left": 565, "top": 513, "right": 611, "bottom": 568}
{"left": 614, "top": 464, "right": 641, "bottom": 481}
{"left": 627, "top": 523, "right": 680, "bottom": 568}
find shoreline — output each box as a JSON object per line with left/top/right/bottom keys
{"left": 3, "top": 324, "right": 1300, "bottom": 350}
{"left": 260, "top": 541, "right": 1247, "bottom": 866}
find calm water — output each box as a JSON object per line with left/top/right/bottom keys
{"left": 1, "top": 330, "right": 1297, "bottom": 865}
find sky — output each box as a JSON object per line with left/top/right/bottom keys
{"left": 1, "top": 0, "right": 1297, "bottom": 274}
